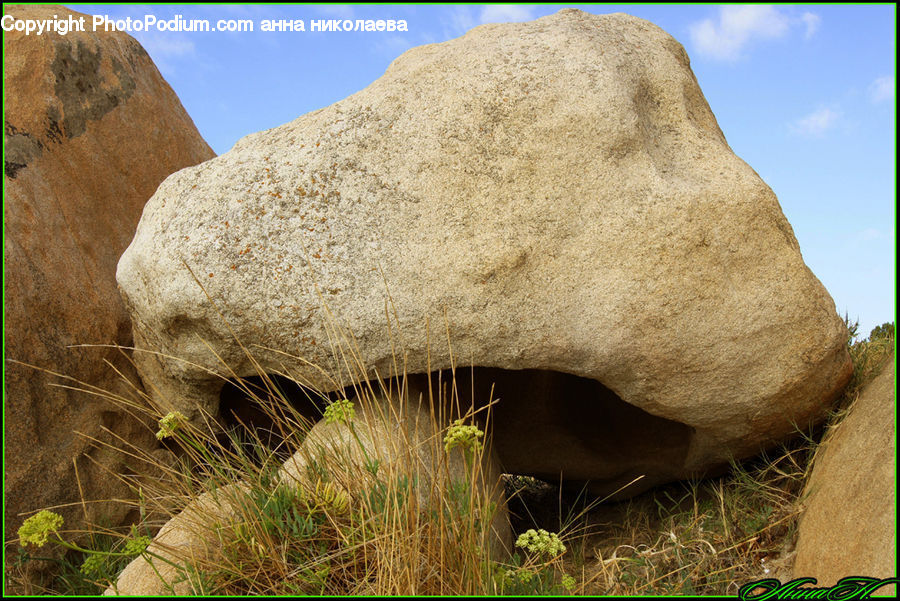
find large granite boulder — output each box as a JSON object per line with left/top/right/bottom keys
{"left": 116, "top": 9, "right": 851, "bottom": 497}
{"left": 792, "top": 359, "right": 895, "bottom": 589}
{"left": 4, "top": 3, "right": 215, "bottom": 550}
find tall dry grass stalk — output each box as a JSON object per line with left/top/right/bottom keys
{"left": 101, "top": 333, "right": 517, "bottom": 593}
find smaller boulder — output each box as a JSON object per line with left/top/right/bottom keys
{"left": 280, "top": 386, "right": 512, "bottom": 559}
{"left": 792, "top": 359, "right": 895, "bottom": 590}
{"left": 109, "top": 387, "right": 510, "bottom": 595}
{"left": 108, "top": 484, "right": 248, "bottom": 596}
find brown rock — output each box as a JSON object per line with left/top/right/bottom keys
{"left": 793, "top": 359, "right": 895, "bottom": 590}
{"left": 3, "top": 3, "right": 215, "bottom": 552}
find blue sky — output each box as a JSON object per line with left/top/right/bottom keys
{"left": 66, "top": 3, "right": 897, "bottom": 338}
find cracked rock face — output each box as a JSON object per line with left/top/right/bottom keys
{"left": 117, "top": 9, "right": 851, "bottom": 497}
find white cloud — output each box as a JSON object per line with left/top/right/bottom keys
{"left": 441, "top": 4, "right": 537, "bottom": 38}
{"left": 479, "top": 4, "right": 537, "bottom": 25}
{"left": 689, "top": 5, "right": 819, "bottom": 61}
{"left": 690, "top": 5, "right": 789, "bottom": 61}
{"left": 441, "top": 6, "right": 476, "bottom": 38}
{"left": 374, "top": 34, "right": 415, "bottom": 60}
{"left": 790, "top": 107, "right": 840, "bottom": 137}
{"left": 801, "top": 12, "right": 820, "bottom": 39}
{"left": 869, "top": 76, "right": 895, "bottom": 104}
{"left": 858, "top": 228, "right": 882, "bottom": 241}
{"left": 846, "top": 227, "right": 893, "bottom": 251}
{"left": 138, "top": 33, "right": 195, "bottom": 59}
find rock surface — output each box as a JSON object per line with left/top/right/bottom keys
{"left": 4, "top": 3, "right": 215, "bottom": 550}
{"left": 107, "top": 484, "right": 249, "bottom": 596}
{"left": 117, "top": 9, "right": 851, "bottom": 496}
{"left": 792, "top": 359, "right": 895, "bottom": 589}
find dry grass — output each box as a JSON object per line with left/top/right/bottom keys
{"left": 6, "top": 315, "right": 893, "bottom": 596}
{"left": 843, "top": 319, "right": 894, "bottom": 400}
{"left": 6, "top": 316, "right": 573, "bottom": 596}
{"left": 112, "top": 369, "right": 513, "bottom": 595}
{"left": 566, "top": 441, "right": 811, "bottom": 595}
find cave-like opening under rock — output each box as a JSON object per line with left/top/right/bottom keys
{"left": 218, "top": 367, "right": 694, "bottom": 499}
{"left": 403, "top": 367, "right": 696, "bottom": 499}
{"left": 218, "top": 373, "right": 333, "bottom": 457}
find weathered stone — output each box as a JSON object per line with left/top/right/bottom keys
{"left": 107, "top": 484, "right": 249, "bottom": 596}
{"left": 3, "top": 3, "right": 215, "bottom": 550}
{"left": 792, "top": 359, "right": 895, "bottom": 590}
{"left": 117, "top": 9, "right": 851, "bottom": 497}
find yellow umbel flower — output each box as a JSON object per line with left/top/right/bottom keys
{"left": 155, "top": 410, "right": 187, "bottom": 440}
{"left": 515, "top": 528, "right": 566, "bottom": 558}
{"left": 443, "top": 419, "right": 484, "bottom": 453}
{"left": 18, "top": 510, "right": 63, "bottom": 548}
{"left": 323, "top": 399, "right": 356, "bottom": 425}
{"left": 80, "top": 554, "right": 106, "bottom": 576}
{"left": 124, "top": 535, "right": 152, "bottom": 555}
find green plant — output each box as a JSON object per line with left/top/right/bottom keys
{"left": 12, "top": 511, "right": 172, "bottom": 595}
{"left": 490, "top": 531, "right": 576, "bottom": 596}
{"left": 843, "top": 311, "right": 860, "bottom": 347}
{"left": 322, "top": 398, "right": 356, "bottom": 425}
{"left": 869, "top": 321, "right": 894, "bottom": 342}
{"left": 444, "top": 419, "right": 485, "bottom": 455}
{"left": 516, "top": 528, "right": 566, "bottom": 558}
